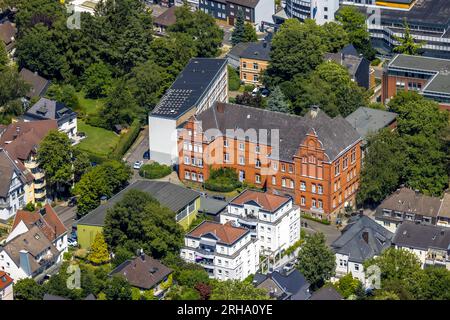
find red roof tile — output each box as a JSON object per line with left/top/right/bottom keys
{"left": 0, "top": 271, "right": 13, "bottom": 290}
{"left": 231, "top": 190, "right": 289, "bottom": 212}
{"left": 187, "top": 221, "right": 249, "bottom": 245}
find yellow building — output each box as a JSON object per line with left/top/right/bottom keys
{"left": 239, "top": 41, "right": 271, "bottom": 87}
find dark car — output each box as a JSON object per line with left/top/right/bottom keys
{"left": 143, "top": 150, "right": 150, "bottom": 160}
{"left": 212, "top": 195, "right": 226, "bottom": 201}
{"left": 68, "top": 197, "right": 77, "bottom": 207}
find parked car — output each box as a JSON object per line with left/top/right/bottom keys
{"left": 283, "top": 262, "right": 295, "bottom": 272}
{"left": 68, "top": 237, "right": 78, "bottom": 247}
{"left": 133, "top": 160, "right": 144, "bottom": 170}
{"left": 68, "top": 196, "right": 77, "bottom": 207}
{"left": 212, "top": 195, "right": 226, "bottom": 201}
{"left": 251, "top": 87, "right": 270, "bottom": 97}
{"left": 143, "top": 150, "right": 150, "bottom": 160}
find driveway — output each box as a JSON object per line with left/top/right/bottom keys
{"left": 124, "top": 126, "right": 149, "bottom": 181}
{"left": 302, "top": 219, "right": 341, "bottom": 246}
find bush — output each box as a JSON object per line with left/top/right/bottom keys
{"left": 139, "top": 162, "right": 172, "bottom": 179}
{"left": 204, "top": 167, "right": 242, "bottom": 192}
{"left": 371, "top": 58, "right": 381, "bottom": 66}
{"left": 228, "top": 66, "right": 241, "bottom": 91}
{"left": 302, "top": 213, "right": 331, "bottom": 225}
{"left": 243, "top": 84, "right": 255, "bottom": 92}
{"left": 111, "top": 119, "right": 141, "bottom": 158}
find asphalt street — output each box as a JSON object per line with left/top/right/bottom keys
{"left": 54, "top": 205, "right": 77, "bottom": 232}
{"left": 124, "top": 126, "right": 149, "bottom": 181}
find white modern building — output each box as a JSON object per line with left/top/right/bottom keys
{"left": 149, "top": 58, "right": 228, "bottom": 166}
{"left": 284, "top": 0, "right": 340, "bottom": 25}
{"left": 220, "top": 190, "right": 300, "bottom": 258}
{"left": 181, "top": 220, "right": 260, "bottom": 281}
{"left": 0, "top": 150, "right": 28, "bottom": 221}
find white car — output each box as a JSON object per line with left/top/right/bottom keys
{"left": 133, "top": 160, "right": 144, "bottom": 170}
{"left": 68, "top": 238, "right": 78, "bottom": 247}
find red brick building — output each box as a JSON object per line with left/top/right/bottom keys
{"left": 178, "top": 103, "right": 362, "bottom": 220}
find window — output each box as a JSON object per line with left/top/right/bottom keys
{"left": 324, "top": 6, "right": 328, "bottom": 11}
{"left": 354, "top": 264, "right": 360, "bottom": 271}
{"left": 239, "top": 156, "right": 245, "bottom": 165}
{"left": 288, "top": 164, "right": 293, "bottom": 173}
{"left": 255, "top": 145, "right": 260, "bottom": 153}
{"left": 343, "top": 157, "right": 348, "bottom": 170}
{"left": 197, "top": 158, "right": 203, "bottom": 167}
{"left": 300, "top": 181, "right": 306, "bottom": 191}
{"left": 198, "top": 174, "right": 204, "bottom": 182}
{"left": 273, "top": 162, "right": 278, "bottom": 171}
{"left": 311, "top": 184, "right": 316, "bottom": 193}
{"left": 224, "top": 153, "right": 230, "bottom": 162}
{"left": 253, "top": 74, "right": 258, "bottom": 82}
{"left": 282, "top": 178, "right": 286, "bottom": 187}
{"left": 334, "top": 161, "right": 340, "bottom": 176}
{"left": 183, "top": 142, "right": 188, "bottom": 150}
{"left": 318, "top": 184, "right": 323, "bottom": 194}
{"left": 242, "top": 61, "right": 247, "bottom": 69}
{"left": 184, "top": 156, "right": 190, "bottom": 165}
{"left": 256, "top": 159, "right": 261, "bottom": 168}
{"left": 230, "top": 4, "right": 234, "bottom": 8}
{"left": 318, "top": 199, "right": 323, "bottom": 208}
{"left": 333, "top": 198, "right": 336, "bottom": 208}
{"left": 185, "top": 171, "right": 190, "bottom": 179}
{"left": 255, "top": 174, "right": 261, "bottom": 184}
{"left": 351, "top": 149, "right": 356, "bottom": 163}
{"left": 239, "top": 142, "right": 245, "bottom": 151}
{"left": 289, "top": 179, "right": 294, "bottom": 189}
{"left": 281, "top": 163, "right": 285, "bottom": 172}
{"left": 253, "top": 62, "right": 258, "bottom": 70}
{"left": 324, "top": 15, "right": 328, "bottom": 19}
{"left": 312, "top": 199, "right": 316, "bottom": 208}
{"left": 272, "top": 176, "right": 276, "bottom": 185}
{"left": 301, "top": 196, "right": 305, "bottom": 206}
{"left": 191, "top": 172, "right": 197, "bottom": 181}
{"left": 224, "top": 139, "right": 229, "bottom": 148}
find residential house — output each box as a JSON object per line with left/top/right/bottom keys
{"left": 253, "top": 269, "right": 311, "bottom": 300}
{"left": 76, "top": 180, "right": 201, "bottom": 249}
{"left": 178, "top": 103, "right": 362, "bottom": 220}
{"left": 308, "top": 285, "right": 343, "bottom": 300}
{"left": 382, "top": 54, "right": 450, "bottom": 111}
{"left": 284, "top": 0, "right": 340, "bottom": 25}
{"left": 0, "top": 21, "right": 16, "bottom": 53}
{"left": 239, "top": 41, "right": 270, "bottom": 86}
{"left": 109, "top": 253, "right": 173, "bottom": 299}
{"left": 149, "top": 58, "right": 228, "bottom": 165}
{"left": 392, "top": 222, "right": 450, "bottom": 270}
{"left": 180, "top": 220, "right": 259, "bottom": 280}
{"left": 7, "top": 204, "right": 68, "bottom": 261}
{"left": 0, "top": 225, "right": 60, "bottom": 281}
{"left": 19, "top": 68, "right": 50, "bottom": 99}
{"left": 220, "top": 190, "right": 300, "bottom": 258}
{"left": 153, "top": 5, "right": 177, "bottom": 35}
{"left": 0, "top": 120, "right": 59, "bottom": 204}
{"left": 198, "top": 196, "right": 228, "bottom": 221}
{"left": 345, "top": 107, "right": 397, "bottom": 149}
{"left": 375, "top": 187, "right": 443, "bottom": 233}
{"left": 0, "top": 150, "right": 30, "bottom": 221}
{"left": 227, "top": 42, "right": 249, "bottom": 69}
{"left": 198, "top": 0, "right": 275, "bottom": 29}
{"left": 324, "top": 44, "right": 372, "bottom": 89}
{"left": 0, "top": 271, "right": 13, "bottom": 300}
{"left": 437, "top": 192, "right": 450, "bottom": 227}
{"left": 331, "top": 215, "right": 393, "bottom": 285}
{"left": 24, "top": 98, "right": 78, "bottom": 140}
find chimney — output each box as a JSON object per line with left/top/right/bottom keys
{"left": 310, "top": 105, "right": 320, "bottom": 118}
{"left": 362, "top": 231, "right": 369, "bottom": 244}
{"left": 140, "top": 249, "right": 145, "bottom": 261}
{"left": 20, "top": 250, "right": 32, "bottom": 276}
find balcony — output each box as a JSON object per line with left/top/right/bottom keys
{"left": 195, "top": 247, "right": 216, "bottom": 259}
{"left": 33, "top": 171, "right": 45, "bottom": 180}
{"left": 0, "top": 201, "right": 11, "bottom": 209}
{"left": 34, "top": 180, "right": 46, "bottom": 189}
{"left": 24, "top": 160, "right": 38, "bottom": 169}
{"left": 34, "top": 188, "right": 47, "bottom": 199}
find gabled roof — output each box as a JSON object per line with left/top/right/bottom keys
{"left": 19, "top": 68, "right": 50, "bottom": 99}
{"left": 254, "top": 270, "right": 310, "bottom": 300}
{"left": 378, "top": 188, "right": 442, "bottom": 218}
{"left": 227, "top": 42, "right": 250, "bottom": 59}
{"left": 77, "top": 180, "right": 200, "bottom": 227}
{"left": 0, "top": 149, "right": 28, "bottom": 198}
{"left": 230, "top": 189, "right": 289, "bottom": 213}
{"left": 153, "top": 5, "right": 177, "bottom": 27}
{"left": 345, "top": 107, "right": 397, "bottom": 140}
{"left": 309, "top": 286, "right": 343, "bottom": 300}
{"left": 195, "top": 103, "right": 361, "bottom": 162}
{"left": 0, "top": 22, "right": 16, "bottom": 45}
{"left": 25, "top": 97, "right": 76, "bottom": 122}
{"left": 227, "top": 0, "right": 260, "bottom": 8}
{"left": 12, "top": 204, "right": 67, "bottom": 242}
{"left": 392, "top": 222, "right": 450, "bottom": 251}
{"left": 438, "top": 193, "right": 450, "bottom": 219}
{"left": 109, "top": 254, "right": 172, "bottom": 290}
{"left": 331, "top": 215, "right": 393, "bottom": 263}
{"left": 0, "top": 120, "right": 58, "bottom": 161}
{"left": 186, "top": 221, "right": 249, "bottom": 246}
{"left": 1, "top": 225, "right": 59, "bottom": 275}
{"left": 240, "top": 41, "right": 271, "bottom": 61}
{"left": 0, "top": 271, "right": 13, "bottom": 290}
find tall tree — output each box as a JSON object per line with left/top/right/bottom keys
{"left": 87, "top": 232, "right": 110, "bottom": 265}
{"left": 243, "top": 23, "right": 258, "bottom": 43}
{"left": 210, "top": 280, "right": 270, "bottom": 300}
{"left": 13, "top": 278, "right": 44, "bottom": 300}
{"left": 321, "top": 22, "right": 349, "bottom": 53}
{"left": 0, "top": 41, "right": 8, "bottom": 71}
{"left": 231, "top": 9, "right": 245, "bottom": 46}
{"left": 393, "top": 19, "right": 424, "bottom": 55}
{"left": 266, "top": 86, "right": 290, "bottom": 113}
{"left": 297, "top": 233, "right": 335, "bottom": 289}
{"left": 0, "top": 67, "right": 30, "bottom": 123}
{"left": 82, "top": 62, "right": 113, "bottom": 98}
{"left": 104, "top": 275, "right": 132, "bottom": 300}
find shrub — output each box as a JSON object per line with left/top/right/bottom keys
{"left": 243, "top": 84, "right": 255, "bottom": 92}
{"left": 204, "top": 167, "right": 242, "bottom": 192}
{"left": 371, "top": 58, "right": 381, "bottom": 66}
{"left": 139, "top": 162, "right": 172, "bottom": 179}
{"left": 302, "top": 213, "right": 331, "bottom": 225}
{"left": 228, "top": 66, "right": 241, "bottom": 91}
{"left": 111, "top": 119, "right": 141, "bottom": 158}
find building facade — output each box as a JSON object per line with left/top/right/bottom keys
{"left": 240, "top": 41, "right": 271, "bottom": 86}
{"left": 285, "top": 0, "right": 340, "bottom": 25}
{"left": 181, "top": 220, "right": 260, "bottom": 280}
{"left": 178, "top": 103, "right": 362, "bottom": 220}
{"left": 149, "top": 58, "right": 228, "bottom": 166}
{"left": 220, "top": 190, "right": 300, "bottom": 257}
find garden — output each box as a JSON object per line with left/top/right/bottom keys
{"left": 204, "top": 167, "right": 242, "bottom": 192}
{"left": 139, "top": 162, "right": 172, "bottom": 179}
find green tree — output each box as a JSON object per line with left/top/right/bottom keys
{"left": 243, "top": 23, "right": 258, "bottom": 42}
{"left": 45, "top": 84, "right": 80, "bottom": 111}
{"left": 267, "top": 86, "right": 290, "bottom": 113}
{"left": 373, "top": 290, "right": 400, "bottom": 300}
{"left": 321, "top": 22, "right": 349, "bottom": 53}
{"left": 231, "top": 9, "right": 245, "bottom": 46}
{"left": 82, "top": 63, "right": 113, "bottom": 98}
{"left": 104, "top": 275, "right": 132, "bottom": 300}
{"left": 72, "top": 149, "right": 90, "bottom": 183}
{"left": 412, "top": 267, "right": 450, "bottom": 300}
{"left": 265, "top": 19, "right": 326, "bottom": 85}
{"left": 0, "top": 67, "right": 30, "bottom": 123}
{"left": 177, "top": 269, "right": 210, "bottom": 288}
{"left": 87, "top": 232, "right": 110, "bottom": 265}
{"left": 210, "top": 280, "right": 270, "bottom": 300}
{"left": 0, "top": 41, "right": 8, "bottom": 71}
{"left": 393, "top": 19, "right": 424, "bottom": 55}
{"left": 103, "top": 190, "right": 184, "bottom": 259}
{"left": 333, "top": 274, "right": 365, "bottom": 299}
{"left": 297, "top": 233, "right": 335, "bottom": 289}
{"left": 37, "top": 130, "right": 73, "bottom": 196}
{"left": 336, "top": 6, "right": 375, "bottom": 60}
{"left": 166, "top": 285, "right": 201, "bottom": 300}
{"left": 13, "top": 278, "right": 44, "bottom": 300}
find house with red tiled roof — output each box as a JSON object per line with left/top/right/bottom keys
{"left": 181, "top": 220, "right": 259, "bottom": 281}
{"left": 0, "top": 271, "right": 14, "bottom": 300}
{"left": 7, "top": 204, "right": 68, "bottom": 261}
{"left": 0, "top": 120, "right": 58, "bottom": 204}
{"left": 221, "top": 190, "right": 300, "bottom": 258}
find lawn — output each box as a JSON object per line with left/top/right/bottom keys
{"left": 75, "top": 91, "right": 105, "bottom": 116}
{"left": 76, "top": 120, "right": 120, "bottom": 157}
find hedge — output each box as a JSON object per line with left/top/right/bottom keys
{"left": 111, "top": 119, "right": 141, "bottom": 159}
{"left": 301, "top": 213, "right": 331, "bottom": 225}
{"left": 228, "top": 66, "right": 241, "bottom": 91}
{"left": 139, "top": 162, "right": 172, "bottom": 179}
{"left": 204, "top": 167, "right": 242, "bottom": 192}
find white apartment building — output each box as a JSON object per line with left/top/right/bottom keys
{"left": 285, "top": 0, "right": 340, "bottom": 25}
{"left": 149, "top": 58, "right": 228, "bottom": 165}
{"left": 181, "top": 221, "right": 259, "bottom": 281}
{"left": 220, "top": 190, "right": 300, "bottom": 258}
